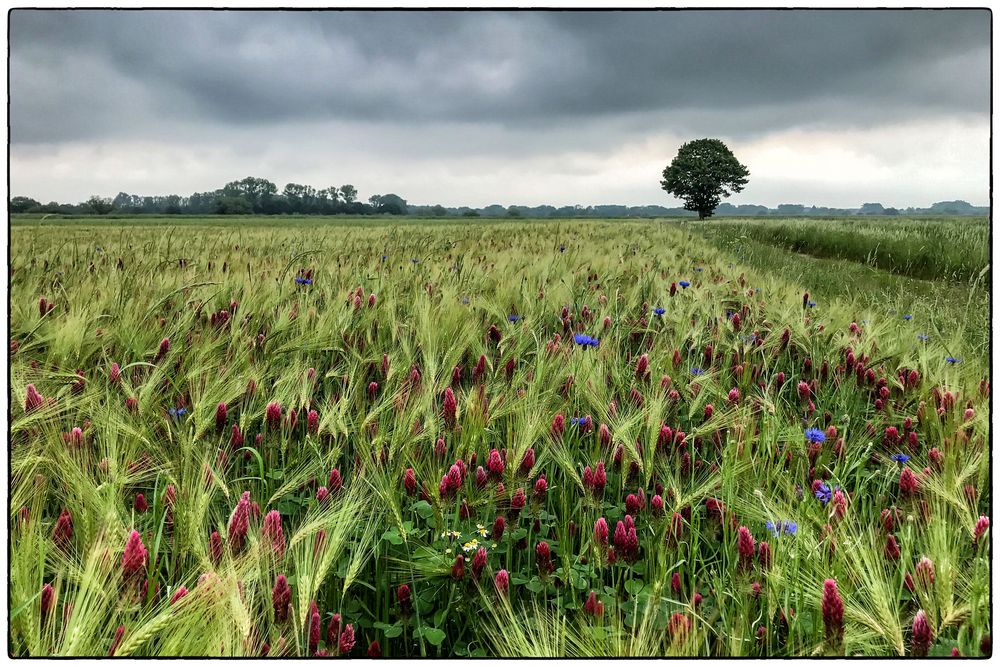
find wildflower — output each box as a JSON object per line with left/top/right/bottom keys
{"left": 653, "top": 307, "right": 665, "bottom": 316}
{"left": 338, "top": 624, "right": 356, "bottom": 655}
{"left": 911, "top": 610, "right": 933, "bottom": 657}
{"left": 262, "top": 510, "right": 286, "bottom": 557}
{"left": 209, "top": 531, "right": 223, "bottom": 564}
{"left": 903, "top": 314, "right": 913, "bottom": 320}
{"left": 690, "top": 366, "right": 704, "bottom": 376}
{"left": 472, "top": 546, "right": 488, "bottom": 579}
{"left": 592, "top": 462, "right": 607, "bottom": 496}
{"left": 551, "top": 414, "right": 565, "bottom": 438}
{"left": 885, "top": 534, "right": 901, "bottom": 561}
{"left": 265, "top": 402, "right": 281, "bottom": 430}
{"left": 215, "top": 402, "right": 228, "bottom": 432}
{"left": 679, "top": 280, "right": 690, "bottom": 288}
{"left": 805, "top": 427, "right": 825, "bottom": 444}
{"left": 495, "top": 569, "right": 509, "bottom": 596}
{"left": 899, "top": 467, "right": 920, "bottom": 497}
{"left": 24, "top": 384, "right": 44, "bottom": 413}
{"left": 403, "top": 468, "right": 417, "bottom": 496}
{"left": 521, "top": 448, "right": 536, "bottom": 475}
{"left": 737, "top": 526, "right": 755, "bottom": 570}
{"left": 443, "top": 387, "right": 457, "bottom": 427}
{"left": 814, "top": 482, "right": 832, "bottom": 505}
{"left": 946, "top": 357, "right": 962, "bottom": 364}
{"left": 535, "top": 541, "right": 554, "bottom": 576}
{"left": 397, "top": 584, "right": 412, "bottom": 612}
{"left": 821, "top": 579, "right": 844, "bottom": 646}
{"left": 573, "top": 333, "right": 599, "bottom": 347}
{"left": 121, "top": 530, "right": 148, "bottom": 583}
{"left": 40, "top": 583, "right": 55, "bottom": 623}
{"left": 594, "top": 517, "right": 609, "bottom": 550}
{"left": 109, "top": 626, "right": 126, "bottom": 656}
{"left": 452, "top": 554, "right": 466, "bottom": 580}
{"left": 916, "top": 556, "right": 935, "bottom": 588}
{"left": 583, "top": 591, "right": 604, "bottom": 617}
{"left": 508, "top": 314, "right": 521, "bottom": 322}
{"left": 890, "top": 453, "right": 910, "bottom": 464}
{"left": 917, "top": 333, "right": 929, "bottom": 341}
{"left": 170, "top": 586, "right": 189, "bottom": 605}
{"left": 765, "top": 520, "right": 797, "bottom": 537}
{"left": 134, "top": 494, "right": 148, "bottom": 513}
{"left": 669, "top": 612, "right": 690, "bottom": 640}
{"left": 509, "top": 488, "right": 526, "bottom": 518}
{"left": 758, "top": 541, "right": 772, "bottom": 569}
{"left": 228, "top": 491, "right": 251, "bottom": 553}
{"left": 974, "top": 515, "right": 990, "bottom": 545}
{"left": 308, "top": 604, "right": 321, "bottom": 654}
{"left": 533, "top": 476, "right": 548, "bottom": 500}
{"left": 328, "top": 468, "right": 343, "bottom": 494}
{"left": 493, "top": 516, "right": 506, "bottom": 540}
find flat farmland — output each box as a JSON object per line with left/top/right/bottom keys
{"left": 9, "top": 217, "right": 990, "bottom": 657}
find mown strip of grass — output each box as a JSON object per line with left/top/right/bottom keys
{"left": 697, "top": 231, "right": 989, "bottom": 359}
{"left": 690, "top": 217, "right": 990, "bottom": 283}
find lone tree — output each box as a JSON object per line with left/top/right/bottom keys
{"left": 660, "top": 138, "right": 749, "bottom": 219}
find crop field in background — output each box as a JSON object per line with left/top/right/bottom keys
{"left": 8, "top": 217, "right": 991, "bottom": 657}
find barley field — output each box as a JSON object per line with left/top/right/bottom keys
{"left": 8, "top": 217, "right": 991, "bottom": 657}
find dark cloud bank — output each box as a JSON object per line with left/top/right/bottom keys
{"left": 9, "top": 9, "right": 990, "bottom": 207}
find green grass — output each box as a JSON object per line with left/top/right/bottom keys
{"left": 690, "top": 216, "right": 989, "bottom": 283}
{"left": 9, "top": 218, "right": 990, "bottom": 657}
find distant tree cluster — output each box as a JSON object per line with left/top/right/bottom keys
{"left": 9, "top": 177, "right": 406, "bottom": 217}
{"left": 8, "top": 172, "right": 987, "bottom": 220}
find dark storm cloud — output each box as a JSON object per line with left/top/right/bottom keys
{"left": 10, "top": 9, "right": 989, "bottom": 144}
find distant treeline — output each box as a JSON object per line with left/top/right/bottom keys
{"left": 8, "top": 176, "right": 989, "bottom": 218}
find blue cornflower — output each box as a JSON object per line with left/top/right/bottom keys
{"left": 890, "top": 453, "right": 911, "bottom": 464}
{"left": 573, "top": 333, "right": 599, "bottom": 348}
{"left": 807, "top": 301, "right": 817, "bottom": 308}
{"left": 766, "top": 520, "right": 797, "bottom": 537}
{"left": 168, "top": 407, "right": 187, "bottom": 419}
{"left": 805, "top": 427, "right": 826, "bottom": 444}
{"left": 917, "top": 333, "right": 929, "bottom": 342}
{"left": 740, "top": 334, "right": 757, "bottom": 344}
{"left": 814, "top": 482, "right": 832, "bottom": 505}
{"left": 653, "top": 307, "right": 665, "bottom": 316}
{"left": 902, "top": 314, "right": 913, "bottom": 321}
{"left": 411, "top": 258, "right": 419, "bottom": 264}
{"left": 679, "top": 280, "right": 691, "bottom": 288}
{"left": 571, "top": 416, "right": 590, "bottom": 427}
{"left": 695, "top": 267, "right": 704, "bottom": 272}
{"left": 508, "top": 315, "right": 521, "bottom": 322}
{"left": 461, "top": 297, "right": 470, "bottom": 305}
{"left": 294, "top": 276, "right": 312, "bottom": 285}
{"left": 559, "top": 244, "right": 566, "bottom": 253}
{"left": 725, "top": 310, "right": 735, "bottom": 319}
{"left": 946, "top": 357, "right": 962, "bottom": 364}
{"left": 381, "top": 255, "right": 387, "bottom": 262}
{"left": 690, "top": 367, "right": 704, "bottom": 376}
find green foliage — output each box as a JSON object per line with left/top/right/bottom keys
{"left": 8, "top": 218, "right": 990, "bottom": 657}
{"left": 661, "top": 138, "right": 750, "bottom": 219}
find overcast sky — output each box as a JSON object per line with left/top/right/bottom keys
{"left": 9, "top": 9, "right": 990, "bottom": 208}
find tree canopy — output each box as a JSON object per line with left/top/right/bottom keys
{"left": 660, "top": 138, "right": 749, "bottom": 219}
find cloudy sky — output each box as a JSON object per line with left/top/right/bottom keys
{"left": 9, "top": 9, "right": 990, "bottom": 208}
